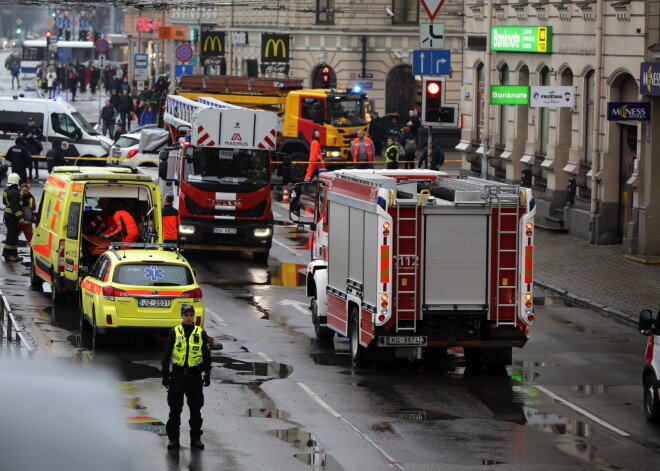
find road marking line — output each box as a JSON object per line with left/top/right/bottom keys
{"left": 206, "top": 309, "right": 228, "bottom": 326}
{"left": 258, "top": 352, "right": 273, "bottom": 363}
{"left": 297, "top": 382, "right": 404, "bottom": 470}
{"left": 273, "top": 238, "right": 298, "bottom": 255}
{"left": 535, "top": 385, "right": 631, "bottom": 437}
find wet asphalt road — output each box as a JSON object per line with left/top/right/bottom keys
{"left": 2, "top": 197, "right": 660, "bottom": 471}
{"left": 1, "top": 51, "right": 660, "bottom": 471}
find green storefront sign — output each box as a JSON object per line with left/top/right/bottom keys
{"left": 491, "top": 26, "right": 552, "bottom": 53}
{"left": 490, "top": 86, "right": 530, "bottom": 105}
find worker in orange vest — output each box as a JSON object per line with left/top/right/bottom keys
{"left": 101, "top": 202, "right": 139, "bottom": 243}
{"left": 304, "top": 129, "right": 326, "bottom": 181}
{"left": 162, "top": 193, "right": 181, "bottom": 244}
{"left": 351, "top": 130, "right": 374, "bottom": 169}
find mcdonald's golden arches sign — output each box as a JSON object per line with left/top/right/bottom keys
{"left": 200, "top": 30, "right": 225, "bottom": 58}
{"left": 261, "top": 34, "right": 290, "bottom": 63}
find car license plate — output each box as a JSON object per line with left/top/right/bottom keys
{"left": 112, "top": 148, "right": 121, "bottom": 158}
{"left": 138, "top": 298, "right": 171, "bottom": 308}
{"left": 384, "top": 336, "right": 425, "bottom": 346}
{"left": 213, "top": 227, "right": 237, "bottom": 234}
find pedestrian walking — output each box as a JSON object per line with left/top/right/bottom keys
{"left": 304, "top": 129, "right": 326, "bottom": 181}
{"left": 2, "top": 173, "right": 23, "bottom": 262}
{"left": 163, "top": 193, "right": 181, "bottom": 244}
{"left": 89, "top": 64, "right": 100, "bottom": 95}
{"left": 46, "top": 138, "right": 66, "bottom": 173}
{"left": 10, "top": 61, "right": 20, "bottom": 89}
{"left": 418, "top": 138, "right": 445, "bottom": 171}
{"left": 385, "top": 136, "right": 400, "bottom": 170}
{"left": 351, "top": 130, "right": 375, "bottom": 170}
{"left": 161, "top": 304, "right": 212, "bottom": 450}
{"left": 68, "top": 65, "right": 78, "bottom": 102}
{"left": 405, "top": 108, "right": 422, "bottom": 147}
{"left": 18, "top": 183, "right": 36, "bottom": 244}
{"left": 5, "top": 136, "right": 32, "bottom": 185}
{"left": 117, "top": 90, "right": 135, "bottom": 131}
{"left": 368, "top": 112, "right": 386, "bottom": 158}
{"left": 100, "top": 100, "right": 118, "bottom": 139}
{"left": 400, "top": 126, "right": 417, "bottom": 170}
{"left": 23, "top": 117, "right": 44, "bottom": 182}
{"left": 46, "top": 66, "right": 58, "bottom": 99}
{"left": 112, "top": 122, "right": 124, "bottom": 143}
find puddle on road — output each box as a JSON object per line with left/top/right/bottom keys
{"left": 268, "top": 428, "right": 344, "bottom": 471}
{"left": 204, "top": 262, "right": 307, "bottom": 288}
{"left": 211, "top": 353, "right": 293, "bottom": 385}
{"left": 245, "top": 408, "right": 291, "bottom": 420}
{"left": 570, "top": 384, "right": 606, "bottom": 395}
{"left": 126, "top": 416, "right": 167, "bottom": 436}
{"left": 391, "top": 409, "right": 459, "bottom": 422}
{"left": 294, "top": 452, "right": 343, "bottom": 470}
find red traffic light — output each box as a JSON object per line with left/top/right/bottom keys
{"left": 426, "top": 81, "right": 441, "bottom": 95}
{"left": 46, "top": 31, "right": 52, "bottom": 38}
{"left": 322, "top": 67, "right": 330, "bottom": 74}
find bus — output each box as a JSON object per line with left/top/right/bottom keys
{"left": 20, "top": 36, "right": 128, "bottom": 74}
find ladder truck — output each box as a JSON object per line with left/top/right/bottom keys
{"left": 158, "top": 94, "right": 278, "bottom": 263}
{"left": 174, "top": 75, "right": 370, "bottom": 183}
{"left": 289, "top": 170, "right": 536, "bottom": 368}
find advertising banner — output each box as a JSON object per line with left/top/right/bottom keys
{"left": 200, "top": 29, "right": 225, "bottom": 58}
{"left": 491, "top": 26, "right": 552, "bottom": 53}
{"left": 640, "top": 62, "right": 660, "bottom": 96}
{"left": 261, "top": 34, "right": 290, "bottom": 63}
{"left": 607, "top": 102, "right": 650, "bottom": 121}
{"left": 530, "top": 86, "right": 575, "bottom": 107}
{"left": 490, "top": 85, "right": 530, "bottom": 105}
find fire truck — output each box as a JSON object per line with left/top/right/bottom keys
{"left": 158, "top": 94, "right": 278, "bottom": 262}
{"left": 289, "top": 170, "right": 536, "bottom": 368}
{"left": 174, "top": 75, "right": 369, "bottom": 183}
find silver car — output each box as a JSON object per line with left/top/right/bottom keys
{"left": 110, "top": 127, "right": 169, "bottom": 171}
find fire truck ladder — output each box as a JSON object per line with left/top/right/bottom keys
{"left": 394, "top": 195, "right": 420, "bottom": 333}
{"left": 489, "top": 187, "right": 521, "bottom": 326}
{"left": 163, "top": 95, "right": 210, "bottom": 129}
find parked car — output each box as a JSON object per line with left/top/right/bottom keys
{"left": 110, "top": 127, "right": 169, "bottom": 171}
{"left": 639, "top": 308, "right": 660, "bottom": 422}
{"left": 79, "top": 243, "right": 204, "bottom": 349}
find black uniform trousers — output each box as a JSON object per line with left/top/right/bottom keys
{"left": 166, "top": 366, "right": 204, "bottom": 440}
{"left": 2, "top": 216, "right": 19, "bottom": 258}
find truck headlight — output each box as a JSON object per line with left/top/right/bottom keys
{"left": 179, "top": 225, "right": 195, "bottom": 234}
{"left": 254, "top": 228, "right": 271, "bottom": 237}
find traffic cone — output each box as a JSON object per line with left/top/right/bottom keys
{"left": 282, "top": 185, "right": 289, "bottom": 203}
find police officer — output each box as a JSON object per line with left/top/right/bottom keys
{"left": 23, "top": 117, "right": 44, "bottom": 182}
{"left": 161, "top": 304, "right": 212, "bottom": 450}
{"left": 46, "top": 138, "right": 66, "bottom": 173}
{"left": 6, "top": 136, "right": 32, "bottom": 186}
{"left": 385, "top": 136, "right": 400, "bottom": 170}
{"left": 3, "top": 173, "right": 24, "bottom": 262}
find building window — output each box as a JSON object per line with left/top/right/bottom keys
{"left": 317, "top": 0, "right": 335, "bottom": 25}
{"left": 385, "top": 65, "right": 416, "bottom": 117}
{"left": 392, "top": 0, "right": 419, "bottom": 25}
{"left": 498, "top": 64, "right": 509, "bottom": 147}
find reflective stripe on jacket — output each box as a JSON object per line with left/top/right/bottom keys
{"left": 351, "top": 137, "right": 374, "bottom": 163}
{"left": 170, "top": 325, "right": 204, "bottom": 367}
{"left": 2, "top": 186, "right": 22, "bottom": 218}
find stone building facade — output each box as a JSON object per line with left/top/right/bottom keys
{"left": 458, "top": 0, "right": 660, "bottom": 256}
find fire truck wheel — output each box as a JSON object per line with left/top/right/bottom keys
{"left": 289, "top": 152, "right": 308, "bottom": 184}
{"left": 253, "top": 250, "right": 269, "bottom": 265}
{"left": 644, "top": 374, "right": 660, "bottom": 423}
{"left": 350, "top": 307, "right": 375, "bottom": 367}
{"left": 311, "top": 297, "right": 334, "bottom": 341}
{"left": 463, "top": 347, "right": 484, "bottom": 371}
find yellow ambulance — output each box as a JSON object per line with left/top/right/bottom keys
{"left": 30, "top": 167, "right": 164, "bottom": 306}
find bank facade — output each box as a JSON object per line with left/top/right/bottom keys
{"left": 458, "top": 0, "right": 660, "bottom": 256}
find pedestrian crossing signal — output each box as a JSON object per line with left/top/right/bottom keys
{"left": 321, "top": 66, "right": 331, "bottom": 89}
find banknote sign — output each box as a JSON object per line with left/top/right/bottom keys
{"left": 491, "top": 26, "right": 552, "bottom": 53}
{"left": 490, "top": 85, "right": 530, "bottom": 105}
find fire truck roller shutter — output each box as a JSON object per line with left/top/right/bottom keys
{"left": 423, "top": 212, "right": 489, "bottom": 309}
{"left": 348, "top": 207, "right": 365, "bottom": 287}
{"left": 327, "top": 201, "right": 349, "bottom": 291}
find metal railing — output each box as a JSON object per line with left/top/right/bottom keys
{"left": 0, "top": 290, "right": 34, "bottom": 359}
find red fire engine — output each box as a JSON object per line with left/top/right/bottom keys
{"left": 289, "top": 169, "right": 536, "bottom": 367}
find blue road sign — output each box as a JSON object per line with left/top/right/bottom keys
{"left": 175, "top": 44, "right": 193, "bottom": 63}
{"left": 59, "top": 48, "right": 72, "bottom": 62}
{"left": 175, "top": 64, "right": 194, "bottom": 77}
{"left": 412, "top": 49, "right": 451, "bottom": 76}
{"left": 134, "top": 53, "right": 149, "bottom": 68}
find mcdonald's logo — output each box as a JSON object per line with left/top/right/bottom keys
{"left": 261, "top": 34, "right": 289, "bottom": 62}
{"left": 203, "top": 35, "right": 222, "bottom": 52}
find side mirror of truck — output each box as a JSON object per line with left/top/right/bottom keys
{"left": 79, "top": 266, "right": 90, "bottom": 278}
{"left": 158, "top": 150, "right": 168, "bottom": 180}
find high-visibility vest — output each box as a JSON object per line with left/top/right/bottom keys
{"left": 385, "top": 144, "right": 399, "bottom": 163}
{"left": 170, "top": 325, "right": 204, "bottom": 367}
{"left": 351, "top": 137, "right": 373, "bottom": 162}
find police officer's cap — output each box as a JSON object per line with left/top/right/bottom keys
{"left": 181, "top": 304, "right": 195, "bottom": 315}
{"left": 28, "top": 117, "right": 34, "bottom": 121}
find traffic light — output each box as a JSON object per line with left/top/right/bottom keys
{"left": 58, "top": 28, "right": 64, "bottom": 40}
{"left": 321, "top": 66, "right": 331, "bottom": 89}
{"left": 15, "top": 27, "right": 22, "bottom": 35}
{"left": 65, "top": 30, "right": 71, "bottom": 40}
{"left": 46, "top": 31, "right": 52, "bottom": 39}
{"left": 79, "top": 29, "right": 88, "bottom": 41}
{"left": 422, "top": 77, "right": 443, "bottom": 125}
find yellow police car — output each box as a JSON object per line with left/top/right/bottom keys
{"left": 79, "top": 243, "right": 204, "bottom": 349}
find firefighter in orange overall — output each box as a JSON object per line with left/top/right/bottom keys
{"left": 162, "top": 193, "right": 180, "bottom": 244}
{"left": 101, "top": 201, "right": 139, "bottom": 242}
{"left": 351, "top": 129, "right": 374, "bottom": 169}
{"left": 304, "top": 129, "right": 326, "bottom": 181}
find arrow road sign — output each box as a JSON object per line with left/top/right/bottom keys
{"left": 420, "top": 23, "right": 445, "bottom": 49}
{"left": 412, "top": 49, "right": 451, "bottom": 76}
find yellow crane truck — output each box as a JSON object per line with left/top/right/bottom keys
{"left": 175, "top": 75, "right": 369, "bottom": 183}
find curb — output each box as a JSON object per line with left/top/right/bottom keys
{"left": 534, "top": 280, "right": 637, "bottom": 328}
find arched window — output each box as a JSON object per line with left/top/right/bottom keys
{"left": 385, "top": 64, "right": 417, "bottom": 117}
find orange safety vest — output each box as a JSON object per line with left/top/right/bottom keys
{"left": 351, "top": 137, "right": 373, "bottom": 163}
{"left": 103, "top": 210, "right": 138, "bottom": 242}
{"left": 305, "top": 140, "right": 326, "bottom": 181}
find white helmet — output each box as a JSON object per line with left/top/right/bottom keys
{"left": 7, "top": 173, "right": 20, "bottom": 186}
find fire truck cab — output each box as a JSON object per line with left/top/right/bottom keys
{"left": 290, "top": 169, "right": 536, "bottom": 368}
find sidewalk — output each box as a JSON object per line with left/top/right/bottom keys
{"left": 534, "top": 229, "right": 660, "bottom": 326}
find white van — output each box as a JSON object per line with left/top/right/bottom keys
{"left": 0, "top": 96, "right": 112, "bottom": 166}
